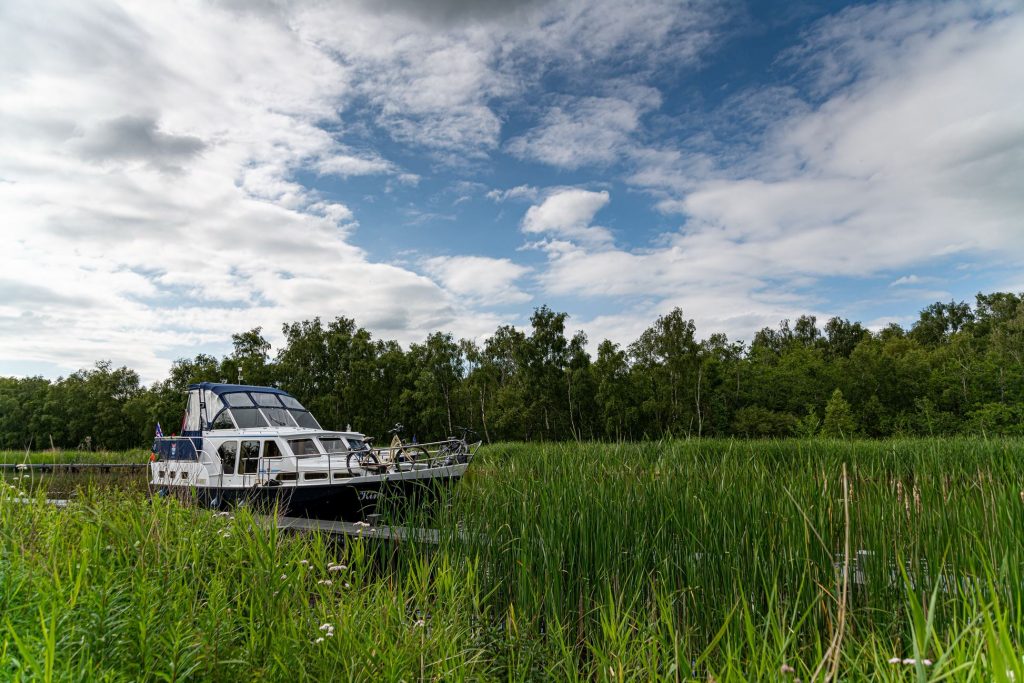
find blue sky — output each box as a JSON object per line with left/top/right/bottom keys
{"left": 1, "top": 0, "right": 1022, "bottom": 381}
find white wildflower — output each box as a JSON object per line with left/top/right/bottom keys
{"left": 780, "top": 664, "right": 795, "bottom": 675}
{"left": 888, "top": 657, "right": 901, "bottom": 665}
{"left": 414, "top": 619, "right": 425, "bottom": 628}
{"left": 313, "top": 637, "right": 324, "bottom": 644}
{"left": 317, "top": 579, "right": 333, "bottom": 586}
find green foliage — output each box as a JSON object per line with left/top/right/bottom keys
{"left": 6, "top": 438, "right": 1024, "bottom": 679}
{"left": 822, "top": 388, "right": 857, "bottom": 437}
{"left": 795, "top": 405, "right": 820, "bottom": 437}
{"left": 2, "top": 291, "right": 1024, "bottom": 447}
{"left": 732, "top": 406, "right": 796, "bottom": 437}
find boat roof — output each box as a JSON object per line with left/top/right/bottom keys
{"left": 187, "top": 382, "right": 291, "bottom": 396}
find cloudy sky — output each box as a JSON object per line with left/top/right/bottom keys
{"left": 2, "top": 0, "right": 1022, "bottom": 382}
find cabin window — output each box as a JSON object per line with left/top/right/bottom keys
{"left": 290, "top": 410, "right": 320, "bottom": 429}
{"left": 260, "top": 407, "right": 295, "bottom": 428}
{"left": 158, "top": 470, "right": 166, "bottom": 478}
{"left": 280, "top": 395, "right": 304, "bottom": 410}
{"left": 169, "top": 471, "right": 176, "bottom": 479}
{"left": 277, "top": 472, "right": 297, "bottom": 481}
{"left": 223, "top": 392, "right": 255, "bottom": 407}
{"left": 211, "top": 410, "right": 235, "bottom": 430}
{"left": 264, "top": 440, "right": 283, "bottom": 459}
{"left": 288, "top": 438, "right": 320, "bottom": 456}
{"left": 240, "top": 440, "right": 260, "bottom": 474}
{"left": 231, "top": 408, "right": 268, "bottom": 428}
{"left": 253, "top": 393, "right": 283, "bottom": 407}
{"left": 303, "top": 472, "right": 327, "bottom": 481}
{"left": 319, "top": 437, "right": 347, "bottom": 453}
{"left": 344, "top": 437, "right": 367, "bottom": 450}
{"left": 181, "top": 471, "right": 189, "bottom": 480}
{"left": 218, "top": 441, "right": 238, "bottom": 475}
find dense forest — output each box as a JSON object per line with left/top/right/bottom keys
{"left": 1, "top": 291, "right": 1022, "bottom": 450}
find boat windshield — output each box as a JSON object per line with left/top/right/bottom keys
{"left": 231, "top": 407, "right": 268, "bottom": 428}
{"left": 288, "top": 438, "right": 320, "bottom": 456}
{"left": 318, "top": 437, "right": 348, "bottom": 453}
{"left": 345, "top": 437, "right": 368, "bottom": 451}
{"left": 262, "top": 407, "right": 296, "bottom": 428}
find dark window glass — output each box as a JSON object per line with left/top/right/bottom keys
{"left": 218, "top": 441, "right": 238, "bottom": 474}
{"left": 264, "top": 440, "right": 282, "bottom": 459}
{"left": 212, "top": 410, "right": 235, "bottom": 430}
{"left": 280, "top": 395, "right": 304, "bottom": 410}
{"left": 291, "top": 410, "right": 320, "bottom": 429}
{"left": 344, "top": 438, "right": 366, "bottom": 451}
{"left": 319, "top": 437, "right": 347, "bottom": 453}
{"left": 223, "top": 393, "right": 254, "bottom": 407}
{"left": 231, "top": 408, "right": 267, "bottom": 428}
{"left": 240, "top": 440, "right": 260, "bottom": 474}
{"left": 253, "top": 393, "right": 283, "bottom": 407}
{"left": 288, "top": 438, "right": 320, "bottom": 456}
{"left": 261, "top": 408, "right": 295, "bottom": 427}
{"left": 304, "top": 472, "right": 327, "bottom": 480}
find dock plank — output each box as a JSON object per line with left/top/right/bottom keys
{"left": 274, "top": 515, "right": 440, "bottom": 544}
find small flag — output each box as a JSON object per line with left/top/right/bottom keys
{"left": 155, "top": 422, "right": 164, "bottom": 438}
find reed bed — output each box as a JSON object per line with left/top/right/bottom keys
{"left": 2, "top": 438, "right": 1023, "bottom": 680}
{"left": 0, "top": 449, "right": 149, "bottom": 465}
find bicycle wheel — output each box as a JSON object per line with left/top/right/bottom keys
{"left": 347, "top": 448, "right": 379, "bottom": 474}
{"left": 397, "top": 444, "right": 430, "bottom": 463}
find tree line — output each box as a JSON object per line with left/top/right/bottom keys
{"left": 2, "top": 291, "right": 1022, "bottom": 450}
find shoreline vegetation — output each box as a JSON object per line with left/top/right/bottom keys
{"left": 2, "top": 291, "right": 1023, "bottom": 451}
{"left": 2, "top": 438, "right": 1023, "bottom": 680}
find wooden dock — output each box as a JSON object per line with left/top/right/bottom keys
{"left": 7, "top": 496, "right": 444, "bottom": 545}
{"left": 275, "top": 515, "right": 441, "bottom": 544}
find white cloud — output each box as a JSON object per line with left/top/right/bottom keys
{"left": 890, "top": 275, "right": 921, "bottom": 287}
{"left": 486, "top": 185, "right": 539, "bottom": 202}
{"left": 552, "top": 1, "right": 1024, "bottom": 343}
{"left": 422, "top": 256, "right": 532, "bottom": 305}
{"left": 0, "top": 0, "right": 503, "bottom": 380}
{"left": 315, "top": 152, "right": 395, "bottom": 177}
{"left": 507, "top": 90, "right": 661, "bottom": 169}
{"left": 521, "top": 188, "right": 612, "bottom": 245}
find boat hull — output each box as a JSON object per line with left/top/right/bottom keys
{"left": 153, "top": 464, "right": 466, "bottom": 521}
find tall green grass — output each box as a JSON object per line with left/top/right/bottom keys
{"left": 2, "top": 438, "right": 1023, "bottom": 680}
{"left": 0, "top": 449, "right": 149, "bottom": 465}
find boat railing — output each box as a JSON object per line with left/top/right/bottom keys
{"left": 371, "top": 438, "right": 482, "bottom": 469}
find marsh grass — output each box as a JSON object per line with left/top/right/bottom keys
{"left": 0, "top": 450, "right": 149, "bottom": 465}
{"left": 2, "top": 438, "right": 1022, "bottom": 680}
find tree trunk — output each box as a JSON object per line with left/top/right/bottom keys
{"left": 696, "top": 364, "right": 703, "bottom": 438}
{"left": 479, "top": 388, "right": 491, "bottom": 444}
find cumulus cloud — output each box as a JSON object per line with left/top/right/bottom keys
{"left": 422, "top": 255, "right": 532, "bottom": 305}
{"left": 0, "top": 0, "right": 498, "bottom": 379}
{"left": 521, "top": 188, "right": 612, "bottom": 245}
{"left": 552, "top": 1, "right": 1024, "bottom": 344}
{"left": 507, "top": 91, "right": 660, "bottom": 169}
{"left": 74, "top": 114, "right": 205, "bottom": 169}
